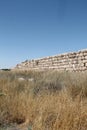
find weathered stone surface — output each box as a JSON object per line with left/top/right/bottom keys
{"left": 14, "top": 49, "right": 87, "bottom": 71}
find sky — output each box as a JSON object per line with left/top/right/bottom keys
{"left": 0, "top": 0, "right": 87, "bottom": 68}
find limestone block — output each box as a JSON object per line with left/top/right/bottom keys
{"left": 82, "top": 59, "right": 87, "bottom": 63}
{"left": 84, "top": 55, "right": 87, "bottom": 59}
{"left": 78, "top": 53, "right": 83, "bottom": 57}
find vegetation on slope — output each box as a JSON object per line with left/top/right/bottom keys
{"left": 0, "top": 70, "right": 87, "bottom": 130}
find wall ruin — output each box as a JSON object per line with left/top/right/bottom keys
{"left": 15, "top": 49, "right": 87, "bottom": 71}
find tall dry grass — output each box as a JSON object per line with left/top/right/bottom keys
{"left": 0, "top": 70, "right": 87, "bottom": 130}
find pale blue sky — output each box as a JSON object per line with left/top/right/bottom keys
{"left": 0, "top": 0, "right": 87, "bottom": 68}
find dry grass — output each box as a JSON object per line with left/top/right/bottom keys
{"left": 0, "top": 70, "right": 87, "bottom": 130}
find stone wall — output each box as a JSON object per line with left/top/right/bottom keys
{"left": 15, "top": 49, "right": 87, "bottom": 71}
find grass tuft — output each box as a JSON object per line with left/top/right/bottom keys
{"left": 0, "top": 70, "right": 87, "bottom": 130}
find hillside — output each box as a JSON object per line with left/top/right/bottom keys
{"left": 0, "top": 70, "right": 87, "bottom": 130}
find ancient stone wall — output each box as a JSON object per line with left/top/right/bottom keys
{"left": 15, "top": 49, "right": 87, "bottom": 71}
